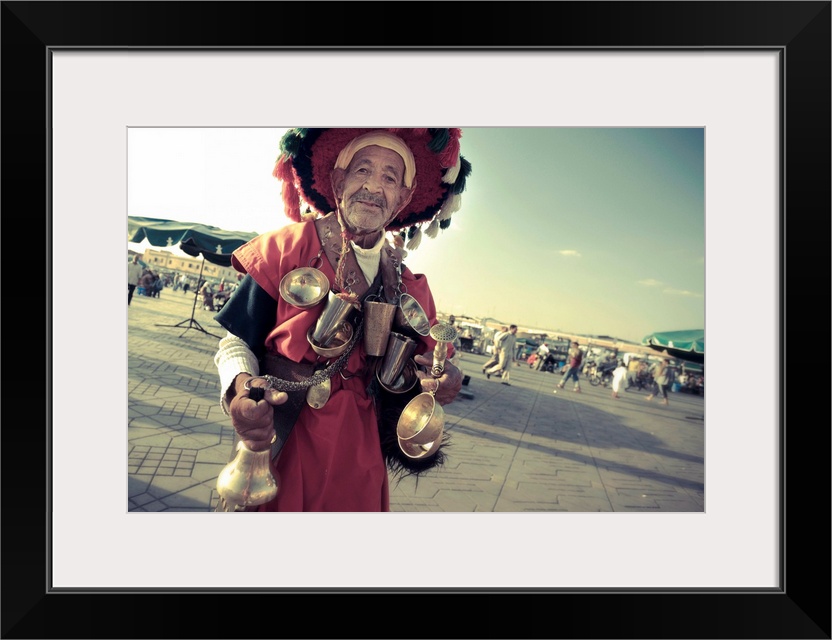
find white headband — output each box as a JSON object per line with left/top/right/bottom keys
{"left": 334, "top": 132, "right": 416, "bottom": 188}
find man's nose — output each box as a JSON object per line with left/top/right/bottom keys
{"left": 363, "top": 174, "right": 382, "bottom": 192}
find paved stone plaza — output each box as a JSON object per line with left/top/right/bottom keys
{"left": 127, "top": 288, "right": 704, "bottom": 513}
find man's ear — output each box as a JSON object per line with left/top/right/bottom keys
{"left": 330, "top": 168, "right": 346, "bottom": 200}
{"left": 392, "top": 178, "right": 417, "bottom": 217}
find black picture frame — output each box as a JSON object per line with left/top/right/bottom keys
{"left": 2, "top": 2, "right": 829, "bottom": 638}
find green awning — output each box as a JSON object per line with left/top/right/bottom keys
{"left": 642, "top": 329, "right": 704, "bottom": 364}
{"left": 128, "top": 216, "right": 257, "bottom": 256}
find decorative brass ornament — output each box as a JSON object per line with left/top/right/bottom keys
{"left": 278, "top": 267, "right": 330, "bottom": 309}
{"left": 306, "top": 377, "right": 331, "bottom": 409}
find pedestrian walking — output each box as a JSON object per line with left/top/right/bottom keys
{"left": 486, "top": 324, "right": 518, "bottom": 385}
{"left": 481, "top": 326, "right": 507, "bottom": 376}
{"left": 611, "top": 360, "right": 628, "bottom": 398}
{"left": 556, "top": 341, "right": 584, "bottom": 393}
{"left": 127, "top": 255, "right": 143, "bottom": 305}
{"left": 646, "top": 358, "right": 672, "bottom": 405}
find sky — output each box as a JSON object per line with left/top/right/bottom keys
{"left": 127, "top": 127, "right": 704, "bottom": 344}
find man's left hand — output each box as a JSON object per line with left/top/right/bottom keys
{"left": 413, "top": 353, "right": 462, "bottom": 406}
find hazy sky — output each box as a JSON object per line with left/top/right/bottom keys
{"left": 128, "top": 127, "right": 704, "bottom": 344}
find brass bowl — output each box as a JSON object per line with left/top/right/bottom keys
{"left": 279, "top": 267, "right": 330, "bottom": 309}
{"left": 397, "top": 433, "right": 442, "bottom": 459}
{"left": 375, "top": 358, "right": 418, "bottom": 394}
{"left": 396, "top": 390, "right": 444, "bottom": 445}
{"left": 395, "top": 293, "right": 431, "bottom": 336}
{"left": 306, "top": 322, "right": 353, "bottom": 358}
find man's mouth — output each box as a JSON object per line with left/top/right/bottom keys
{"left": 352, "top": 192, "right": 385, "bottom": 209}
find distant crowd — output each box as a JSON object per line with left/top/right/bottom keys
{"left": 127, "top": 255, "right": 242, "bottom": 312}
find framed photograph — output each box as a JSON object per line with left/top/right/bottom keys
{"left": 4, "top": 2, "right": 828, "bottom": 638}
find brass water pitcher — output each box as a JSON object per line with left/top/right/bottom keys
{"left": 216, "top": 440, "right": 279, "bottom": 511}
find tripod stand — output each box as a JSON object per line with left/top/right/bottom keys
{"left": 155, "top": 257, "right": 221, "bottom": 339}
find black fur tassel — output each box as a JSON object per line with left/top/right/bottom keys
{"left": 427, "top": 128, "right": 450, "bottom": 153}
{"left": 368, "top": 376, "right": 449, "bottom": 478}
{"left": 451, "top": 156, "right": 473, "bottom": 195}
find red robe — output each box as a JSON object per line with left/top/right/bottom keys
{"left": 231, "top": 220, "right": 440, "bottom": 511}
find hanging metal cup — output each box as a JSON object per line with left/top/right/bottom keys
{"left": 378, "top": 332, "right": 418, "bottom": 387}
{"left": 375, "top": 357, "right": 418, "bottom": 394}
{"left": 278, "top": 251, "right": 330, "bottom": 309}
{"left": 363, "top": 296, "right": 397, "bottom": 357}
{"left": 312, "top": 291, "right": 356, "bottom": 347}
{"left": 396, "top": 380, "right": 444, "bottom": 458}
{"left": 395, "top": 293, "right": 431, "bottom": 336}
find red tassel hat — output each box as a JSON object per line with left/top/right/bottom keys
{"left": 273, "top": 128, "right": 472, "bottom": 248}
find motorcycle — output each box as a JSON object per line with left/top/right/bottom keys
{"left": 589, "top": 361, "right": 616, "bottom": 387}
{"left": 539, "top": 353, "right": 559, "bottom": 373}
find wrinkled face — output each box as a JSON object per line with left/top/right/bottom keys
{"left": 331, "top": 145, "right": 413, "bottom": 240}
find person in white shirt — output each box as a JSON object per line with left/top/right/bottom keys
{"left": 486, "top": 324, "right": 518, "bottom": 385}
{"left": 534, "top": 342, "right": 550, "bottom": 370}
{"left": 611, "top": 360, "right": 628, "bottom": 398}
{"left": 481, "top": 326, "right": 507, "bottom": 375}
{"left": 127, "top": 255, "right": 143, "bottom": 305}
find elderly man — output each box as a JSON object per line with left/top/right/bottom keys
{"left": 213, "top": 128, "right": 472, "bottom": 512}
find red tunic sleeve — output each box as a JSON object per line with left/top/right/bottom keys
{"left": 231, "top": 221, "right": 337, "bottom": 363}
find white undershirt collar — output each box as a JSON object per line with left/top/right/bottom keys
{"left": 350, "top": 233, "right": 386, "bottom": 285}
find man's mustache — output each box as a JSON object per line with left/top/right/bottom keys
{"left": 350, "top": 191, "right": 385, "bottom": 207}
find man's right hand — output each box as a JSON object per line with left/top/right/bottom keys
{"left": 228, "top": 374, "right": 289, "bottom": 451}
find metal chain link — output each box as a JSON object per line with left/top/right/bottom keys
{"left": 252, "top": 320, "right": 364, "bottom": 392}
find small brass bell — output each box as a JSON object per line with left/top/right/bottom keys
{"left": 216, "top": 441, "right": 279, "bottom": 511}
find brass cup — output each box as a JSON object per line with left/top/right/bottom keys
{"left": 397, "top": 433, "right": 443, "bottom": 459}
{"left": 395, "top": 293, "right": 431, "bottom": 336}
{"left": 312, "top": 291, "right": 356, "bottom": 347}
{"left": 396, "top": 386, "right": 445, "bottom": 446}
{"left": 378, "top": 332, "right": 418, "bottom": 387}
{"left": 278, "top": 267, "right": 329, "bottom": 309}
{"left": 375, "top": 358, "right": 418, "bottom": 394}
{"left": 307, "top": 322, "right": 353, "bottom": 358}
{"left": 363, "top": 299, "right": 397, "bottom": 356}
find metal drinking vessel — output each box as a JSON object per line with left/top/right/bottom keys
{"left": 395, "top": 293, "right": 431, "bottom": 336}
{"left": 312, "top": 291, "right": 356, "bottom": 347}
{"left": 378, "top": 332, "right": 418, "bottom": 387}
{"left": 363, "top": 297, "right": 398, "bottom": 356}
